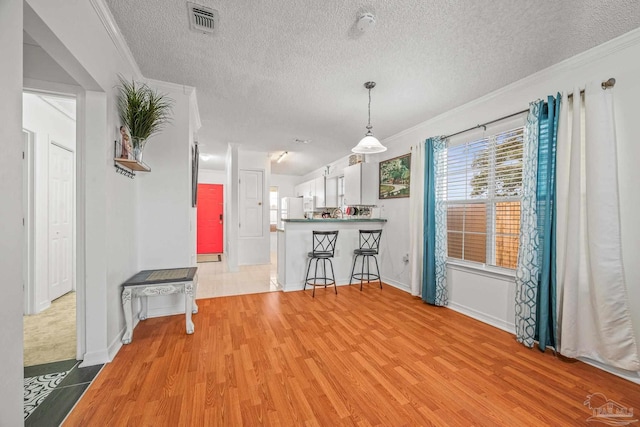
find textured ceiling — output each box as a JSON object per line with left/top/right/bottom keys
{"left": 105, "top": 0, "right": 640, "bottom": 175}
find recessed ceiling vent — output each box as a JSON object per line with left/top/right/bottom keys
{"left": 188, "top": 2, "right": 218, "bottom": 34}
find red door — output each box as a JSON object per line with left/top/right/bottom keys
{"left": 197, "top": 184, "right": 224, "bottom": 254}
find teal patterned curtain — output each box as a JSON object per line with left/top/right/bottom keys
{"left": 515, "top": 95, "right": 560, "bottom": 349}
{"left": 535, "top": 95, "right": 560, "bottom": 350}
{"left": 515, "top": 102, "right": 541, "bottom": 347}
{"left": 422, "top": 137, "right": 448, "bottom": 306}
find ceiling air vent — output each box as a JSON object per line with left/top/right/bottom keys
{"left": 188, "top": 2, "right": 218, "bottom": 34}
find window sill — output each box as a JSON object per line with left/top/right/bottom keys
{"left": 446, "top": 259, "right": 516, "bottom": 282}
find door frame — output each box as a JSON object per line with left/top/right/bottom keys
{"left": 23, "top": 84, "right": 84, "bottom": 361}
{"left": 23, "top": 129, "right": 36, "bottom": 315}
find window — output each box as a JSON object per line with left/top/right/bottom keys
{"left": 440, "top": 126, "right": 523, "bottom": 269}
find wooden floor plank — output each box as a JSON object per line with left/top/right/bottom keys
{"left": 64, "top": 285, "right": 640, "bottom": 426}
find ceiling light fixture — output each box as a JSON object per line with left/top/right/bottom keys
{"left": 352, "top": 82, "right": 387, "bottom": 154}
{"left": 277, "top": 151, "right": 288, "bottom": 163}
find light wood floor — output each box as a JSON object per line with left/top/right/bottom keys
{"left": 64, "top": 285, "right": 640, "bottom": 426}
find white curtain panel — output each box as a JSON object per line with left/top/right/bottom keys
{"left": 409, "top": 141, "right": 425, "bottom": 296}
{"left": 557, "top": 82, "right": 640, "bottom": 371}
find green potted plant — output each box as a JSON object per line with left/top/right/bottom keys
{"left": 117, "top": 76, "right": 173, "bottom": 162}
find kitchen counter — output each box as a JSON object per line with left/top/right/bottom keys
{"left": 276, "top": 218, "right": 386, "bottom": 291}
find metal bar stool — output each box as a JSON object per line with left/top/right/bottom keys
{"left": 303, "top": 231, "right": 339, "bottom": 297}
{"left": 349, "top": 229, "right": 382, "bottom": 291}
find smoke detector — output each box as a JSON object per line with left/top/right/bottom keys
{"left": 357, "top": 12, "right": 376, "bottom": 32}
{"left": 188, "top": 2, "right": 218, "bottom": 34}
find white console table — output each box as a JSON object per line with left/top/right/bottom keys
{"left": 121, "top": 267, "right": 198, "bottom": 344}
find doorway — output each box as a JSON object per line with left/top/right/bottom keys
{"left": 23, "top": 92, "right": 77, "bottom": 367}
{"left": 197, "top": 183, "right": 224, "bottom": 260}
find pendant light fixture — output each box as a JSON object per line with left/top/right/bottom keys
{"left": 352, "top": 81, "right": 387, "bottom": 154}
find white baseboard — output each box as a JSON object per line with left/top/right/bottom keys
{"left": 447, "top": 301, "right": 516, "bottom": 335}
{"left": 36, "top": 300, "right": 51, "bottom": 314}
{"left": 79, "top": 348, "right": 110, "bottom": 367}
{"left": 578, "top": 357, "right": 640, "bottom": 385}
{"left": 381, "top": 276, "right": 410, "bottom": 293}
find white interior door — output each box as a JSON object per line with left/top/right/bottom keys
{"left": 239, "top": 169, "right": 263, "bottom": 238}
{"left": 49, "top": 143, "right": 74, "bottom": 301}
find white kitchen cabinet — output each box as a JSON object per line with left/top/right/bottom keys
{"left": 343, "top": 162, "right": 377, "bottom": 205}
{"left": 314, "top": 176, "right": 325, "bottom": 208}
{"left": 325, "top": 176, "right": 338, "bottom": 207}
{"left": 295, "top": 180, "right": 312, "bottom": 198}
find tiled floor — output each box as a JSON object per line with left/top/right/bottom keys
{"left": 24, "top": 359, "right": 103, "bottom": 426}
{"left": 196, "top": 251, "right": 279, "bottom": 299}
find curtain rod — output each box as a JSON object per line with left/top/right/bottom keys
{"left": 443, "top": 109, "right": 528, "bottom": 139}
{"left": 441, "top": 77, "right": 616, "bottom": 140}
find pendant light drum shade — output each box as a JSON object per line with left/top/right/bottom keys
{"left": 352, "top": 82, "right": 387, "bottom": 154}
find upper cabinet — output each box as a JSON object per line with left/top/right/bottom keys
{"left": 314, "top": 176, "right": 326, "bottom": 208}
{"left": 343, "top": 162, "right": 377, "bottom": 205}
{"left": 294, "top": 180, "right": 312, "bottom": 198}
{"left": 325, "top": 176, "right": 338, "bottom": 207}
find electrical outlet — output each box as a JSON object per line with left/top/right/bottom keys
{"left": 402, "top": 253, "right": 409, "bottom": 263}
{"left": 336, "top": 249, "right": 340, "bottom": 257}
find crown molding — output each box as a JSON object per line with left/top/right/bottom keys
{"left": 383, "top": 26, "right": 640, "bottom": 145}
{"left": 145, "top": 78, "right": 195, "bottom": 94}
{"left": 144, "top": 78, "right": 202, "bottom": 131}
{"left": 89, "top": 0, "right": 143, "bottom": 80}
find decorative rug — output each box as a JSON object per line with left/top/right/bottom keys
{"left": 197, "top": 253, "right": 222, "bottom": 263}
{"left": 23, "top": 359, "right": 104, "bottom": 425}
{"left": 24, "top": 367, "right": 72, "bottom": 419}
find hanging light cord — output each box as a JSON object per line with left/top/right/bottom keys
{"left": 367, "top": 88, "right": 372, "bottom": 131}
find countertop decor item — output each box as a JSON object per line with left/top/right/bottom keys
{"left": 116, "top": 76, "right": 173, "bottom": 163}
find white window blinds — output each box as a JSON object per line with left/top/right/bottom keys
{"left": 439, "top": 126, "right": 524, "bottom": 269}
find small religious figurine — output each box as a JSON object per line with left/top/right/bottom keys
{"left": 120, "top": 126, "right": 132, "bottom": 159}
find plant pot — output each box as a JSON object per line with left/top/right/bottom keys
{"left": 132, "top": 137, "right": 146, "bottom": 163}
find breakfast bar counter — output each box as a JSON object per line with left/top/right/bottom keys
{"left": 277, "top": 218, "right": 387, "bottom": 291}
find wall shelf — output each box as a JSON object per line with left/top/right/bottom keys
{"left": 114, "top": 140, "right": 150, "bottom": 178}
{"left": 114, "top": 158, "right": 151, "bottom": 172}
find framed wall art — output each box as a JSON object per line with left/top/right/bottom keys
{"left": 192, "top": 144, "right": 199, "bottom": 207}
{"left": 379, "top": 153, "right": 411, "bottom": 199}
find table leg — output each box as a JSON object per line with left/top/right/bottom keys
{"left": 192, "top": 278, "right": 199, "bottom": 314}
{"left": 122, "top": 288, "right": 133, "bottom": 344}
{"left": 185, "top": 282, "right": 195, "bottom": 334}
{"left": 139, "top": 296, "right": 148, "bottom": 320}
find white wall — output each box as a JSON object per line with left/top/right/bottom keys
{"left": 225, "top": 144, "right": 239, "bottom": 271}
{"left": 237, "top": 150, "right": 271, "bottom": 265}
{"left": 136, "top": 82, "right": 197, "bottom": 317}
{"left": 271, "top": 174, "right": 297, "bottom": 199}
{"left": 362, "top": 29, "right": 640, "bottom": 378}
{"left": 24, "top": 0, "right": 140, "bottom": 366}
{"left": 23, "top": 42, "right": 78, "bottom": 86}
{"left": 0, "top": 1, "right": 24, "bottom": 424}
{"left": 199, "top": 168, "right": 225, "bottom": 184}
{"left": 23, "top": 93, "right": 76, "bottom": 314}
